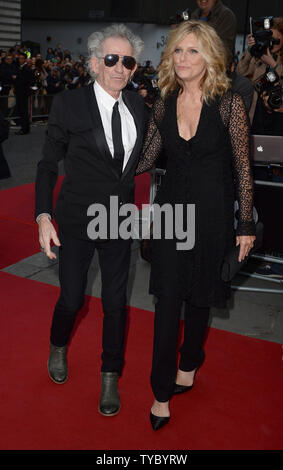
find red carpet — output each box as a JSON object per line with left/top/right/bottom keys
{"left": 0, "top": 175, "right": 150, "bottom": 269}
{"left": 0, "top": 271, "right": 282, "bottom": 450}
{"left": 0, "top": 218, "right": 38, "bottom": 269}
{"left": 135, "top": 173, "right": 151, "bottom": 209}
{"left": 0, "top": 177, "right": 63, "bottom": 269}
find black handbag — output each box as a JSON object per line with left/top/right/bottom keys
{"left": 221, "top": 221, "right": 264, "bottom": 282}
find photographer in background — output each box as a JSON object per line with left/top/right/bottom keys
{"left": 237, "top": 17, "right": 283, "bottom": 279}
{"left": 237, "top": 17, "right": 283, "bottom": 125}
{"left": 13, "top": 52, "right": 34, "bottom": 135}
{"left": 32, "top": 58, "right": 48, "bottom": 114}
{"left": 191, "top": 0, "right": 237, "bottom": 65}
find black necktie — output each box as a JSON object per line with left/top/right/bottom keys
{"left": 111, "top": 101, "right": 124, "bottom": 175}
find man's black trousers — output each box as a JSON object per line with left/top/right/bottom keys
{"left": 50, "top": 229, "right": 132, "bottom": 376}
{"left": 16, "top": 93, "right": 30, "bottom": 134}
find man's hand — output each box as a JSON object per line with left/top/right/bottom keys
{"left": 38, "top": 215, "right": 61, "bottom": 259}
{"left": 274, "top": 104, "right": 283, "bottom": 114}
{"left": 247, "top": 35, "right": 277, "bottom": 68}
{"left": 260, "top": 48, "right": 277, "bottom": 69}
{"left": 247, "top": 34, "right": 256, "bottom": 50}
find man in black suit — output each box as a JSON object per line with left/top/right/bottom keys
{"left": 13, "top": 52, "right": 34, "bottom": 135}
{"left": 35, "top": 24, "right": 146, "bottom": 416}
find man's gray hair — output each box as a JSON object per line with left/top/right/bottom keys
{"left": 87, "top": 23, "right": 144, "bottom": 80}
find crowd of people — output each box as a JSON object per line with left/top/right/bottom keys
{"left": 0, "top": 1, "right": 281, "bottom": 132}
{"left": 0, "top": 42, "right": 158, "bottom": 126}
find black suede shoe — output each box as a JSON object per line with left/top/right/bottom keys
{"left": 47, "top": 343, "right": 68, "bottom": 384}
{"left": 98, "top": 372, "right": 121, "bottom": 417}
{"left": 150, "top": 412, "right": 170, "bottom": 431}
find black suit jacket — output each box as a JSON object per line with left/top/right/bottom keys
{"left": 14, "top": 64, "right": 34, "bottom": 96}
{"left": 35, "top": 83, "right": 147, "bottom": 239}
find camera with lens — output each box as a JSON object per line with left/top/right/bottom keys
{"left": 254, "top": 69, "right": 283, "bottom": 109}
{"left": 169, "top": 8, "right": 190, "bottom": 25}
{"left": 268, "top": 82, "right": 283, "bottom": 109}
{"left": 249, "top": 16, "right": 280, "bottom": 58}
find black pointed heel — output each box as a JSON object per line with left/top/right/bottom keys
{"left": 173, "top": 368, "right": 198, "bottom": 395}
{"left": 173, "top": 383, "right": 194, "bottom": 395}
{"left": 150, "top": 412, "right": 170, "bottom": 431}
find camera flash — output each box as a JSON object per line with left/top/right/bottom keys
{"left": 266, "top": 71, "right": 276, "bottom": 82}
{"left": 182, "top": 10, "right": 189, "bottom": 21}
{"left": 264, "top": 18, "right": 270, "bottom": 29}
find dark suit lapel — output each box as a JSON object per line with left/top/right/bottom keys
{"left": 121, "top": 90, "right": 143, "bottom": 181}
{"left": 84, "top": 83, "right": 120, "bottom": 179}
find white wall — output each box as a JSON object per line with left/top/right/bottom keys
{"left": 22, "top": 20, "right": 170, "bottom": 67}
{"left": 0, "top": 0, "right": 21, "bottom": 50}
{"left": 22, "top": 20, "right": 247, "bottom": 66}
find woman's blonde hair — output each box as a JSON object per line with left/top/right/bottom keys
{"left": 158, "top": 20, "right": 231, "bottom": 103}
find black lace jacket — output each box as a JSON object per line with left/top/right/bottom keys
{"left": 136, "top": 89, "right": 255, "bottom": 237}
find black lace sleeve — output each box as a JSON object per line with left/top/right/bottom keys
{"left": 136, "top": 96, "right": 165, "bottom": 175}
{"left": 220, "top": 91, "right": 256, "bottom": 236}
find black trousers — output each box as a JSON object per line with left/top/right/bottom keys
{"left": 151, "top": 295, "right": 210, "bottom": 402}
{"left": 50, "top": 230, "right": 132, "bottom": 375}
{"left": 16, "top": 93, "right": 30, "bottom": 134}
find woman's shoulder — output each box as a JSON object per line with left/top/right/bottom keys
{"left": 217, "top": 88, "right": 247, "bottom": 127}
{"left": 218, "top": 88, "right": 244, "bottom": 110}
{"left": 151, "top": 92, "right": 166, "bottom": 124}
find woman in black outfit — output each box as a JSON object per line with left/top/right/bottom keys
{"left": 136, "top": 21, "right": 256, "bottom": 430}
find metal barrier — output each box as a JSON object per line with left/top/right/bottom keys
{"left": 148, "top": 166, "right": 283, "bottom": 294}
{"left": 0, "top": 92, "right": 54, "bottom": 122}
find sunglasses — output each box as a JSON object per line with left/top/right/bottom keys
{"left": 99, "top": 54, "right": 136, "bottom": 70}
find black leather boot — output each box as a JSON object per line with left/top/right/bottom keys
{"left": 47, "top": 343, "right": 68, "bottom": 384}
{"left": 98, "top": 372, "right": 120, "bottom": 416}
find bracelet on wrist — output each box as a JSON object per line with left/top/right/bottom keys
{"left": 36, "top": 213, "right": 51, "bottom": 224}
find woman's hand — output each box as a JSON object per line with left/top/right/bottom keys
{"left": 236, "top": 235, "right": 256, "bottom": 262}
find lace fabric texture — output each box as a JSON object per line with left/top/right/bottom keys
{"left": 136, "top": 89, "right": 256, "bottom": 307}
{"left": 136, "top": 90, "right": 255, "bottom": 236}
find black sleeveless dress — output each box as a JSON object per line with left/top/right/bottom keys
{"left": 136, "top": 89, "right": 255, "bottom": 308}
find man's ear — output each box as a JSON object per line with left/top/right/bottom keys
{"left": 130, "top": 63, "right": 137, "bottom": 78}
{"left": 90, "top": 56, "right": 99, "bottom": 75}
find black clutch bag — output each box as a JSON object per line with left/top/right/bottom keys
{"left": 221, "top": 222, "right": 264, "bottom": 282}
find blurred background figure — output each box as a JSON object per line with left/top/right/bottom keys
{"left": 191, "top": 0, "right": 237, "bottom": 65}
{"left": 0, "top": 109, "right": 11, "bottom": 179}
{"left": 13, "top": 52, "right": 34, "bottom": 135}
